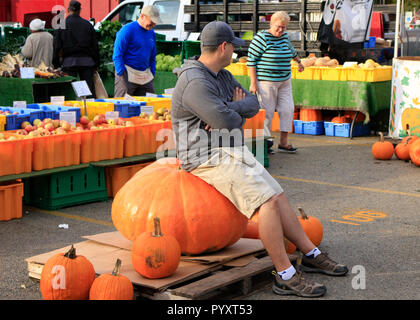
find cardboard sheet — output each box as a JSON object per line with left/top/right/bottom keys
{"left": 82, "top": 231, "right": 266, "bottom": 264}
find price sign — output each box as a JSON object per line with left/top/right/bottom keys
{"left": 13, "top": 101, "right": 26, "bottom": 108}
{"left": 124, "top": 93, "right": 137, "bottom": 101}
{"left": 105, "top": 111, "right": 120, "bottom": 120}
{"left": 51, "top": 96, "right": 65, "bottom": 105}
{"left": 59, "top": 111, "right": 76, "bottom": 127}
{"left": 20, "top": 67, "right": 35, "bottom": 79}
{"left": 145, "top": 92, "right": 159, "bottom": 98}
{"left": 141, "top": 105, "right": 154, "bottom": 115}
{"left": 164, "top": 88, "right": 174, "bottom": 95}
{"left": 71, "top": 81, "right": 92, "bottom": 98}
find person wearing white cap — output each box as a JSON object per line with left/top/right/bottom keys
{"left": 113, "top": 5, "right": 162, "bottom": 97}
{"left": 21, "top": 18, "right": 53, "bottom": 68}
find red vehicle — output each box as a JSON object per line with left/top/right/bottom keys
{"left": 1, "top": 0, "right": 120, "bottom": 27}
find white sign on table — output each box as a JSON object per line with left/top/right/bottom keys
{"left": 59, "top": 111, "right": 76, "bottom": 127}
{"left": 13, "top": 101, "right": 26, "bottom": 108}
{"left": 124, "top": 93, "right": 137, "bottom": 101}
{"left": 145, "top": 92, "right": 159, "bottom": 98}
{"left": 51, "top": 96, "right": 65, "bottom": 105}
{"left": 71, "top": 81, "right": 92, "bottom": 98}
{"left": 105, "top": 111, "right": 120, "bottom": 120}
{"left": 141, "top": 105, "right": 154, "bottom": 115}
{"left": 20, "top": 67, "right": 35, "bottom": 79}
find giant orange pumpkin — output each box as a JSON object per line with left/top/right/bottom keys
{"left": 89, "top": 259, "right": 134, "bottom": 300}
{"left": 371, "top": 132, "right": 394, "bottom": 160}
{"left": 297, "top": 208, "right": 323, "bottom": 247}
{"left": 132, "top": 217, "right": 181, "bottom": 279}
{"left": 111, "top": 158, "right": 248, "bottom": 255}
{"left": 40, "top": 245, "right": 95, "bottom": 300}
{"left": 242, "top": 211, "right": 296, "bottom": 254}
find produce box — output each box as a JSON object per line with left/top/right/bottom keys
{"left": 347, "top": 66, "right": 392, "bottom": 82}
{"left": 122, "top": 118, "right": 174, "bottom": 158}
{"left": 105, "top": 162, "right": 153, "bottom": 198}
{"left": 157, "top": 40, "right": 183, "bottom": 57}
{"left": 182, "top": 40, "right": 201, "bottom": 60}
{"left": 26, "top": 104, "right": 57, "bottom": 120}
{"left": 0, "top": 180, "right": 24, "bottom": 221}
{"left": 243, "top": 109, "right": 265, "bottom": 139}
{"left": 95, "top": 99, "right": 145, "bottom": 118}
{"left": 225, "top": 63, "right": 248, "bottom": 76}
{"left": 0, "top": 107, "right": 30, "bottom": 130}
{"left": 0, "top": 115, "right": 5, "bottom": 131}
{"left": 295, "top": 66, "right": 315, "bottom": 80}
{"left": 324, "top": 122, "right": 370, "bottom": 138}
{"left": 320, "top": 66, "right": 344, "bottom": 81}
{"left": 78, "top": 125, "right": 125, "bottom": 163}
{"left": 30, "top": 131, "right": 82, "bottom": 171}
{"left": 23, "top": 166, "right": 108, "bottom": 210}
{"left": 64, "top": 101, "right": 114, "bottom": 120}
{"left": 293, "top": 120, "right": 325, "bottom": 135}
{"left": 0, "top": 132, "right": 33, "bottom": 177}
{"left": 131, "top": 97, "right": 172, "bottom": 112}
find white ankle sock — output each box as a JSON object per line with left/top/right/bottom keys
{"left": 305, "top": 247, "right": 321, "bottom": 258}
{"left": 277, "top": 265, "right": 296, "bottom": 281}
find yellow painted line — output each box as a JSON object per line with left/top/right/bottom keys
{"left": 28, "top": 206, "right": 114, "bottom": 227}
{"left": 272, "top": 175, "right": 420, "bottom": 198}
{"left": 330, "top": 219, "right": 360, "bottom": 226}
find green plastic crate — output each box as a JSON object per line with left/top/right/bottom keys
{"left": 182, "top": 40, "right": 201, "bottom": 61}
{"left": 3, "top": 26, "right": 30, "bottom": 45}
{"left": 24, "top": 166, "right": 108, "bottom": 210}
{"left": 156, "top": 33, "right": 166, "bottom": 41}
{"left": 246, "top": 137, "right": 269, "bottom": 168}
{"left": 156, "top": 40, "right": 183, "bottom": 57}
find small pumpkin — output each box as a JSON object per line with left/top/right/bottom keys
{"left": 242, "top": 212, "right": 296, "bottom": 254}
{"left": 297, "top": 208, "right": 323, "bottom": 247}
{"left": 300, "top": 109, "right": 322, "bottom": 121}
{"left": 40, "top": 245, "right": 95, "bottom": 300}
{"left": 344, "top": 111, "right": 366, "bottom": 122}
{"left": 409, "top": 139, "right": 420, "bottom": 166}
{"left": 132, "top": 217, "right": 181, "bottom": 279}
{"left": 395, "top": 137, "right": 413, "bottom": 161}
{"left": 372, "top": 132, "right": 394, "bottom": 160}
{"left": 89, "top": 259, "right": 134, "bottom": 300}
{"left": 331, "top": 115, "right": 352, "bottom": 124}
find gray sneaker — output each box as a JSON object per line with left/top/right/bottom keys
{"left": 300, "top": 252, "right": 349, "bottom": 276}
{"left": 271, "top": 270, "right": 327, "bottom": 298}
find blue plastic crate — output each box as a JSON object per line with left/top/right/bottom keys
{"left": 0, "top": 107, "right": 18, "bottom": 130}
{"left": 0, "top": 107, "right": 31, "bottom": 130}
{"left": 39, "top": 104, "right": 81, "bottom": 121}
{"left": 95, "top": 99, "right": 144, "bottom": 118}
{"left": 27, "top": 104, "right": 59, "bottom": 120}
{"left": 293, "top": 120, "right": 324, "bottom": 135}
{"left": 324, "top": 121, "right": 370, "bottom": 138}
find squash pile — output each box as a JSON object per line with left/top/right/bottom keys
{"left": 291, "top": 54, "right": 339, "bottom": 68}
{"left": 0, "top": 54, "right": 66, "bottom": 78}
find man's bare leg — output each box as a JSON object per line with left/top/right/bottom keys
{"left": 258, "top": 193, "right": 315, "bottom": 272}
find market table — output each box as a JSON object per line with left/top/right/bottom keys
{"left": 0, "top": 76, "right": 77, "bottom": 107}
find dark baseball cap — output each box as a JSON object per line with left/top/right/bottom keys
{"left": 68, "top": 0, "right": 81, "bottom": 11}
{"left": 201, "top": 21, "right": 245, "bottom": 47}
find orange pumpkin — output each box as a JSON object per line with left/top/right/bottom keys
{"left": 242, "top": 212, "right": 296, "bottom": 254}
{"left": 89, "top": 259, "right": 134, "bottom": 300}
{"left": 344, "top": 111, "right": 366, "bottom": 122}
{"left": 297, "top": 208, "right": 323, "bottom": 247}
{"left": 331, "top": 115, "right": 352, "bottom": 123}
{"left": 300, "top": 109, "right": 322, "bottom": 121}
{"left": 40, "top": 245, "right": 95, "bottom": 300}
{"left": 132, "top": 217, "right": 181, "bottom": 279}
{"left": 395, "top": 137, "right": 413, "bottom": 161}
{"left": 409, "top": 139, "right": 420, "bottom": 166}
{"left": 111, "top": 158, "right": 248, "bottom": 255}
{"left": 372, "top": 132, "right": 394, "bottom": 160}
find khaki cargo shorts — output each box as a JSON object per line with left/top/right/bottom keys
{"left": 190, "top": 145, "right": 284, "bottom": 218}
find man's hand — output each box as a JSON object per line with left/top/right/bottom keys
{"left": 233, "top": 87, "right": 246, "bottom": 101}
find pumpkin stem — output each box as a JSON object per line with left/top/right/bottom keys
{"left": 378, "top": 132, "right": 384, "bottom": 142}
{"left": 405, "top": 137, "right": 412, "bottom": 146}
{"left": 153, "top": 217, "right": 163, "bottom": 237}
{"left": 64, "top": 245, "right": 76, "bottom": 259}
{"left": 112, "top": 259, "right": 122, "bottom": 276}
{"left": 297, "top": 207, "right": 308, "bottom": 220}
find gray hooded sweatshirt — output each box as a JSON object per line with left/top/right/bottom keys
{"left": 171, "top": 58, "right": 260, "bottom": 171}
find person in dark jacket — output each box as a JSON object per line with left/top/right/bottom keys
{"left": 53, "top": 0, "right": 100, "bottom": 98}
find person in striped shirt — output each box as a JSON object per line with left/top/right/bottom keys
{"left": 247, "top": 11, "right": 304, "bottom": 154}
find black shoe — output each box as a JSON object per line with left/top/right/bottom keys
{"left": 267, "top": 139, "right": 274, "bottom": 149}
{"left": 278, "top": 144, "right": 297, "bottom": 153}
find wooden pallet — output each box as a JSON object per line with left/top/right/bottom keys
{"left": 26, "top": 232, "right": 298, "bottom": 300}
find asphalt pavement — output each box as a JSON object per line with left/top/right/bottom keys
{"left": 0, "top": 132, "right": 419, "bottom": 302}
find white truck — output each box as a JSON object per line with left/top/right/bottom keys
{"left": 96, "top": 0, "right": 247, "bottom": 41}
